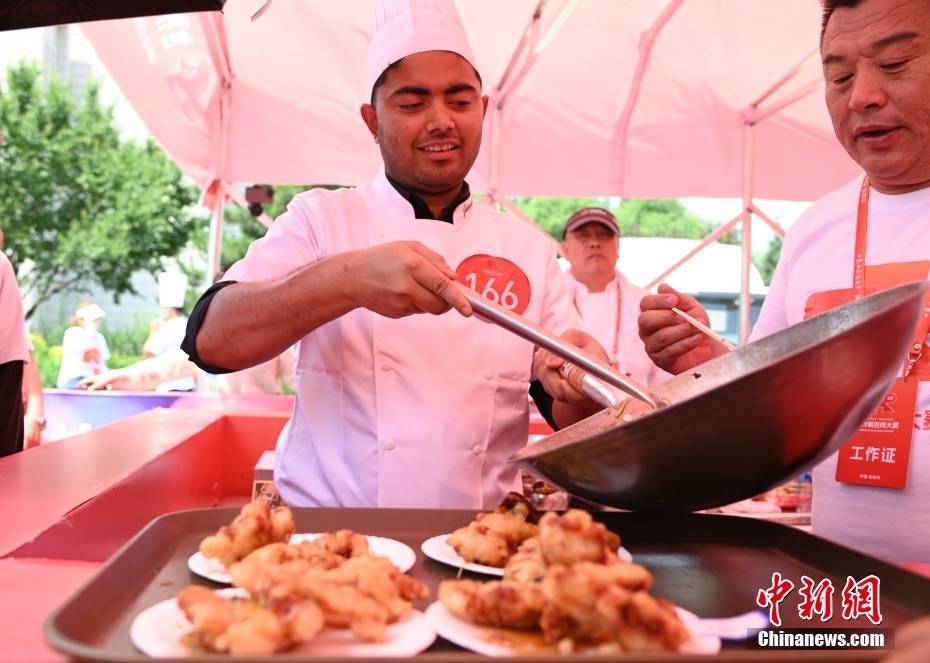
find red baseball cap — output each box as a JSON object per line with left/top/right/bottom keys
{"left": 563, "top": 207, "right": 620, "bottom": 239}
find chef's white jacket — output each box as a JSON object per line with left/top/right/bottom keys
{"left": 225, "top": 170, "right": 581, "bottom": 508}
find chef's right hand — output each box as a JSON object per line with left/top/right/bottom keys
{"left": 346, "top": 241, "right": 473, "bottom": 318}
{"left": 638, "top": 283, "right": 728, "bottom": 375}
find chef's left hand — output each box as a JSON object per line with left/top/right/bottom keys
{"left": 533, "top": 328, "right": 608, "bottom": 405}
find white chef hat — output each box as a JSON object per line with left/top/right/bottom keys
{"left": 367, "top": 0, "right": 479, "bottom": 95}
{"left": 158, "top": 271, "right": 188, "bottom": 309}
{"left": 75, "top": 302, "right": 106, "bottom": 322}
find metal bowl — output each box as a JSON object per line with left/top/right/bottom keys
{"left": 510, "top": 280, "right": 929, "bottom": 511}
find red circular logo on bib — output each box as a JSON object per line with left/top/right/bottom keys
{"left": 456, "top": 254, "right": 532, "bottom": 315}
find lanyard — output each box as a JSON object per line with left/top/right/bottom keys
{"left": 572, "top": 279, "right": 622, "bottom": 366}
{"left": 855, "top": 176, "right": 930, "bottom": 379}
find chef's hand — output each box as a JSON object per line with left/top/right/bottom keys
{"left": 346, "top": 241, "right": 473, "bottom": 318}
{"left": 533, "top": 328, "right": 608, "bottom": 406}
{"left": 638, "top": 283, "right": 728, "bottom": 375}
{"left": 882, "top": 616, "right": 930, "bottom": 662}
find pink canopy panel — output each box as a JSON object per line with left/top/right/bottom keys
{"left": 81, "top": 0, "right": 858, "bottom": 201}
{"left": 81, "top": 1, "right": 860, "bottom": 341}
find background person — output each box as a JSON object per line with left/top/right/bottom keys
{"left": 560, "top": 207, "right": 669, "bottom": 387}
{"left": 56, "top": 302, "right": 109, "bottom": 389}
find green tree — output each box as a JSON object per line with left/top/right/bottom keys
{"left": 513, "top": 196, "right": 605, "bottom": 239}
{"left": 514, "top": 196, "right": 738, "bottom": 243}
{"left": 0, "top": 62, "right": 202, "bottom": 318}
{"left": 617, "top": 199, "right": 711, "bottom": 239}
{"left": 179, "top": 184, "right": 339, "bottom": 296}
{"left": 756, "top": 236, "right": 783, "bottom": 285}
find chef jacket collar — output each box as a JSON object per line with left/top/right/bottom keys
{"left": 384, "top": 172, "right": 470, "bottom": 223}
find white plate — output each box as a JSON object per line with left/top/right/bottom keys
{"left": 131, "top": 588, "right": 436, "bottom": 657}
{"left": 188, "top": 533, "right": 417, "bottom": 584}
{"left": 420, "top": 534, "right": 633, "bottom": 577}
{"left": 425, "top": 601, "right": 721, "bottom": 656}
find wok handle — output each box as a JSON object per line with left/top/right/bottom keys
{"left": 459, "top": 286, "right": 657, "bottom": 409}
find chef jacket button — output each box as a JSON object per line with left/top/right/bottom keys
{"left": 472, "top": 444, "right": 482, "bottom": 456}
{"left": 385, "top": 440, "right": 396, "bottom": 451}
{"left": 381, "top": 362, "right": 392, "bottom": 372}
{"left": 482, "top": 369, "right": 494, "bottom": 380}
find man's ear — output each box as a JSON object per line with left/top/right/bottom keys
{"left": 360, "top": 103, "right": 379, "bottom": 142}
{"left": 481, "top": 95, "right": 489, "bottom": 119}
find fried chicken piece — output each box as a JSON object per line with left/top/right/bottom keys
{"left": 538, "top": 509, "right": 621, "bottom": 566}
{"left": 439, "top": 579, "right": 545, "bottom": 631}
{"left": 307, "top": 529, "right": 369, "bottom": 558}
{"left": 448, "top": 492, "right": 540, "bottom": 567}
{"left": 199, "top": 501, "right": 296, "bottom": 568}
{"left": 540, "top": 562, "right": 687, "bottom": 652}
{"left": 177, "top": 585, "right": 290, "bottom": 655}
{"left": 503, "top": 537, "right": 548, "bottom": 585}
{"left": 285, "top": 600, "right": 326, "bottom": 644}
{"left": 296, "top": 556, "right": 427, "bottom": 642}
{"left": 177, "top": 585, "right": 325, "bottom": 654}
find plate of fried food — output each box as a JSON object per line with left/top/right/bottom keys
{"left": 188, "top": 501, "right": 416, "bottom": 583}
{"left": 425, "top": 509, "right": 721, "bottom": 656}
{"left": 133, "top": 502, "right": 435, "bottom": 657}
{"left": 421, "top": 492, "right": 631, "bottom": 577}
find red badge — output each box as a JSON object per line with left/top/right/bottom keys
{"left": 834, "top": 377, "right": 917, "bottom": 489}
{"left": 456, "top": 254, "right": 532, "bottom": 315}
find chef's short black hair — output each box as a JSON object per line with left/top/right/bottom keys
{"left": 370, "top": 54, "right": 482, "bottom": 105}
{"left": 821, "top": 0, "right": 863, "bottom": 42}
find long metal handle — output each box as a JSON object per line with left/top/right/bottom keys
{"left": 460, "top": 287, "right": 657, "bottom": 408}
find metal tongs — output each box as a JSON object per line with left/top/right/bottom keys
{"left": 459, "top": 286, "right": 658, "bottom": 410}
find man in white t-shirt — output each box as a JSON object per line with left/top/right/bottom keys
{"left": 638, "top": 0, "right": 930, "bottom": 562}
{"left": 560, "top": 207, "right": 668, "bottom": 387}
{"left": 0, "top": 230, "right": 29, "bottom": 457}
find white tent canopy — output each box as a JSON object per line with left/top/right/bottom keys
{"left": 82, "top": 0, "right": 859, "bottom": 339}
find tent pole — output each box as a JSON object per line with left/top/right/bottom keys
{"left": 199, "top": 12, "right": 233, "bottom": 289}
{"left": 497, "top": 0, "right": 578, "bottom": 104}
{"left": 206, "top": 184, "right": 225, "bottom": 287}
{"left": 612, "top": 0, "right": 684, "bottom": 191}
{"left": 750, "top": 203, "right": 786, "bottom": 238}
{"left": 740, "top": 122, "right": 754, "bottom": 345}
{"left": 749, "top": 48, "right": 818, "bottom": 110}
{"left": 645, "top": 211, "right": 743, "bottom": 290}
{"left": 749, "top": 78, "right": 821, "bottom": 125}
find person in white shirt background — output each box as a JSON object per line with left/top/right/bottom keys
{"left": 638, "top": 0, "right": 930, "bottom": 564}
{"left": 182, "top": 0, "right": 607, "bottom": 509}
{"left": 56, "top": 302, "right": 110, "bottom": 389}
{"left": 143, "top": 271, "right": 190, "bottom": 359}
{"left": 560, "top": 207, "right": 669, "bottom": 388}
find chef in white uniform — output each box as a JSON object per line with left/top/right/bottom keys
{"left": 560, "top": 207, "right": 669, "bottom": 388}
{"left": 182, "top": 0, "right": 606, "bottom": 508}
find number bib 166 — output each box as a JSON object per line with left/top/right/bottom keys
{"left": 456, "top": 254, "right": 532, "bottom": 315}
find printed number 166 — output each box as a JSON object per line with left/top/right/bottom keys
{"left": 463, "top": 273, "right": 519, "bottom": 310}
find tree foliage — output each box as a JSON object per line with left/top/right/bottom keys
{"left": 756, "top": 236, "right": 783, "bottom": 286}
{"left": 0, "top": 63, "right": 202, "bottom": 318}
{"left": 514, "top": 195, "right": 738, "bottom": 244}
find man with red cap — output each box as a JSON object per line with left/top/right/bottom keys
{"left": 561, "top": 207, "right": 668, "bottom": 388}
